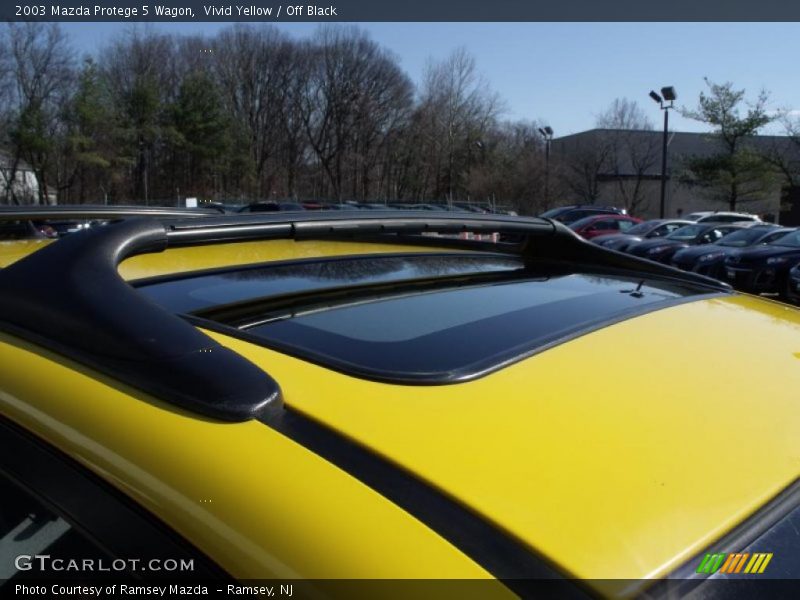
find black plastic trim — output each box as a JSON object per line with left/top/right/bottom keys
{"left": 0, "top": 219, "right": 282, "bottom": 422}
{"left": 0, "top": 415, "right": 230, "bottom": 580}
{"left": 157, "top": 211, "right": 729, "bottom": 290}
{"left": 259, "top": 405, "right": 589, "bottom": 598}
{"left": 0, "top": 205, "right": 223, "bottom": 220}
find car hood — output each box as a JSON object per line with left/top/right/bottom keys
{"left": 210, "top": 295, "right": 800, "bottom": 594}
{"left": 673, "top": 245, "right": 735, "bottom": 261}
{"left": 729, "top": 245, "right": 800, "bottom": 262}
{"left": 593, "top": 233, "right": 641, "bottom": 245}
{"left": 631, "top": 238, "right": 690, "bottom": 251}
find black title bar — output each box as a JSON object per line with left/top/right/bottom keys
{"left": 2, "top": 0, "right": 798, "bottom": 22}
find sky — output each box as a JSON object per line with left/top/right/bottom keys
{"left": 58, "top": 21, "right": 800, "bottom": 137}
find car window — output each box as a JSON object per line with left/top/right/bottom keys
{"left": 618, "top": 220, "right": 636, "bottom": 232}
{"left": 762, "top": 231, "right": 790, "bottom": 244}
{"left": 592, "top": 219, "right": 617, "bottom": 231}
{"left": 770, "top": 230, "right": 800, "bottom": 247}
{"left": 700, "top": 229, "right": 726, "bottom": 244}
{"left": 539, "top": 207, "right": 567, "bottom": 219}
{"left": 649, "top": 224, "right": 670, "bottom": 237}
{"left": 668, "top": 224, "right": 705, "bottom": 240}
{"left": 623, "top": 221, "right": 652, "bottom": 235}
{"left": 0, "top": 474, "right": 115, "bottom": 583}
{"left": 0, "top": 420, "right": 226, "bottom": 582}
{"left": 0, "top": 220, "right": 40, "bottom": 241}
{"left": 718, "top": 228, "right": 773, "bottom": 247}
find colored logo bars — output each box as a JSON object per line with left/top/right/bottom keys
{"left": 696, "top": 552, "right": 773, "bottom": 575}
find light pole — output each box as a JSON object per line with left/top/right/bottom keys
{"left": 649, "top": 86, "right": 676, "bottom": 219}
{"left": 538, "top": 126, "right": 554, "bottom": 207}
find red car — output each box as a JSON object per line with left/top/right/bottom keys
{"left": 569, "top": 214, "right": 642, "bottom": 240}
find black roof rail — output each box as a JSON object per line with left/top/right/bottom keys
{"left": 0, "top": 205, "right": 223, "bottom": 220}
{"left": 0, "top": 218, "right": 280, "bottom": 422}
{"left": 0, "top": 211, "right": 730, "bottom": 422}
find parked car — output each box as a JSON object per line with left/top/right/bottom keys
{"left": 723, "top": 228, "right": 800, "bottom": 296}
{"left": 4, "top": 207, "right": 800, "bottom": 595}
{"left": 453, "top": 202, "right": 491, "bottom": 213}
{"left": 45, "top": 219, "right": 102, "bottom": 237}
{"left": 593, "top": 219, "right": 691, "bottom": 252}
{"left": 539, "top": 204, "right": 627, "bottom": 225}
{"left": 238, "top": 202, "right": 306, "bottom": 213}
{"left": 671, "top": 225, "right": 793, "bottom": 279}
{"left": 0, "top": 219, "right": 46, "bottom": 240}
{"left": 784, "top": 262, "right": 800, "bottom": 304}
{"left": 687, "top": 211, "right": 761, "bottom": 223}
{"left": 627, "top": 223, "right": 743, "bottom": 264}
{"left": 568, "top": 214, "right": 642, "bottom": 239}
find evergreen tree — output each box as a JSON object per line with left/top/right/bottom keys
{"left": 681, "top": 79, "right": 778, "bottom": 211}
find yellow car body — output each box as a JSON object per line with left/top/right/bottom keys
{"left": 1, "top": 211, "right": 799, "bottom": 598}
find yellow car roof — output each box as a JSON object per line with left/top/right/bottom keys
{"left": 2, "top": 212, "right": 797, "bottom": 596}
{"left": 206, "top": 294, "right": 800, "bottom": 595}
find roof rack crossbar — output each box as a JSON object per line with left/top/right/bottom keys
{"left": 0, "top": 205, "right": 223, "bottom": 220}
{"left": 163, "top": 211, "right": 731, "bottom": 291}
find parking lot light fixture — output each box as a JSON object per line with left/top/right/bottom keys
{"left": 539, "top": 126, "right": 554, "bottom": 208}
{"left": 649, "top": 86, "right": 677, "bottom": 219}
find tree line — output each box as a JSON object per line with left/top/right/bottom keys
{"left": 0, "top": 23, "right": 553, "bottom": 212}
{"left": 1, "top": 23, "right": 799, "bottom": 214}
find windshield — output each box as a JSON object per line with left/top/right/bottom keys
{"left": 667, "top": 225, "right": 704, "bottom": 241}
{"left": 718, "top": 228, "right": 770, "bottom": 247}
{"left": 568, "top": 216, "right": 600, "bottom": 230}
{"left": 770, "top": 230, "right": 800, "bottom": 248}
{"left": 540, "top": 207, "right": 568, "bottom": 218}
{"left": 625, "top": 221, "right": 659, "bottom": 236}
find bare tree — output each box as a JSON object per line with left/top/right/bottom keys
{"left": 416, "top": 48, "right": 504, "bottom": 201}
{"left": 559, "top": 138, "right": 614, "bottom": 204}
{"left": 213, "top": 25, "right": 296, "bottom": 198}
{"left": 595, "top": 98, "right": 654, "bottom": 131}
{"left": 297, "top": 26, "right": 413, "bottom": 201}
{"left": 595, "top": 98, "right": 659, "bottom": 214}
{"left": 2, "top": 23, "right": 75, "bottom": 204}
{"left": 465, "top": 120, "right": 549, "bottom": 213}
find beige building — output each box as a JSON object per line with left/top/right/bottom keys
{"left": 0, "top": 152, "right": 41, "bottom": 205}
{"left": 552, "top": 129, "right": 800, "bottom": 223}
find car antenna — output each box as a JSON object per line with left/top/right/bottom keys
{"left": 621, "top": 280, "right": 646, "bottom": 298}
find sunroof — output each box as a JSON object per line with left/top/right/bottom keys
{"left": 136, "top": 252, "right": 523, "bottom": 313}
{"left": 137, "top": 252, "right": 719, "bottom": 384}
{"left": 236, "top": 273, "right": 710, "bottom": 383}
